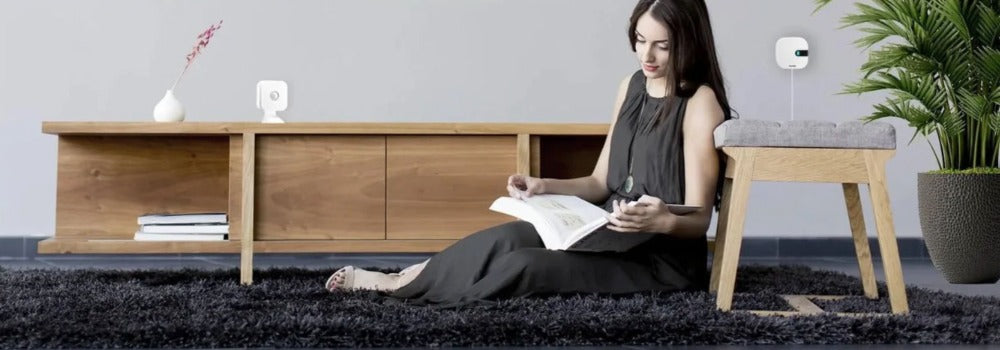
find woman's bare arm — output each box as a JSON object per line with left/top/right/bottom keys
{"left": 666, "top": 85, "right": 726, "bottom": 239}
{"left": 542, "top": 74, "right": 631, "bottom": 204}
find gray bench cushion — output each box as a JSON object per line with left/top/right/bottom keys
{"left": 713, "top": 119, "right": 895, "bottom": 149}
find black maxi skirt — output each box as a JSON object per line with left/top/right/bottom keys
{"left": 387, "top": 220, "right": 707, "bottom": 308}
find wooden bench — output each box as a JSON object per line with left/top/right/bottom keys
{"left": 709, "top": 119, "right": 909, "bottom": 316}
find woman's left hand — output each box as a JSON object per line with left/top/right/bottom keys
{"left": 606, "top": 195, "right": 675, "bottom": 233}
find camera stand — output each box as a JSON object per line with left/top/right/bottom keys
{"left": 262, "top": 110, "right": 285, "bottom": 124}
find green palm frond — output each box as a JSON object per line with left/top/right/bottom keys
{"left": 976, "top": 47, "right": 1000, "bottom": 90}
{"left": 846, "top": 71, "right": 950, "bottom": 114}
{"left": 813, "top": 0, "right": 834, "bottom": 15}
{"left": 990, "top": 112, "right": 1000, "bottom": 134}
{"left": 815, "top": 0, "right": 1000, "bottom": 170}
{"left": 937, "top": 0, "right": 974, "bottom": 41}
{"left": 859, "top": 44, "right": 944, "bottom": 79}
{"left": 958, "top": 88, "right": 994, "bottom": 120}
{"left": 975, "top": 2, "right": 1000, "bottom": 46}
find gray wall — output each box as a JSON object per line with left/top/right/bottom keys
{"left": 0, "top": 0, "right": 935, "bottom": 238}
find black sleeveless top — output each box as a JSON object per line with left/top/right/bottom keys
{"left": 598, "top": 71, "right": 717, "bottom": 289}
{"left": 602, "top": 70, "right": 689, "bottom": 210}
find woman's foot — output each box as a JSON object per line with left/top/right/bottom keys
{"left": 395, "top": 259, "right": 428, "bottom": 289}
{"left": 325, "top": 266, "right": 354, "bottom": 291}
{"left": 325, "top": 266, "right": 400, "bottom": 292}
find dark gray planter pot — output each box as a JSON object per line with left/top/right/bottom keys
{"left": 917, "top": 173, "right": 1000, "bottom": 284}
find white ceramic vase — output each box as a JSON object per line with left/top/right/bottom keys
{"left": 153, "top": 90, "right": 185, "bottom": 122}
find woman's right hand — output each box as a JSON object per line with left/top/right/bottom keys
{"left": 507, "top": 174, "right": 546, "bottom": 200}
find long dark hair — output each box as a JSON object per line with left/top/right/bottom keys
{"left": 628, "top": 0, "right": 737, "bottom": 125}
{"left": 628, "top": 0, "right": 736, "bottom": 211}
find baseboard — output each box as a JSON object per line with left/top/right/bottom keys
{"left": 0, "top": 236, "right": 930, "bottom": 260}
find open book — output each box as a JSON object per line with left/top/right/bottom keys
{"left": 489, "top": 194, "right": 700, "bottom": 252}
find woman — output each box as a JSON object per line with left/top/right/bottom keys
{"left": 326, "top": 0, "right": 735, "bottom": 308}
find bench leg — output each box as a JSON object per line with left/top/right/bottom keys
{"left": 864, "top": 150, "right": 909, "bottom": 314}
{"left": 842, "top": 183, "right": 879, "bottom": 299}
{"left": 715, "top": 148, "right": 756, "bottom": 311}
{"left": 709, "top": 177, "right": 733, "bottom": 294}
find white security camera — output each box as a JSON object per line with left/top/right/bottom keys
{"left": 256, "top": 80, "right": 288, "bottom": 123}
{"left": 775, "top": 37, "right": 809, "bottom": 70}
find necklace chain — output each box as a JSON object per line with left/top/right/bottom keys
{"left": 623, "top": 101, "right": 649, "bottom": 193}
{"left": 623, "top": 78, "right": 667, "bottom": 195}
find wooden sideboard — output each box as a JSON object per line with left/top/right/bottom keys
{"left": 39, "top": 122, "right": 607, "bottom": 283}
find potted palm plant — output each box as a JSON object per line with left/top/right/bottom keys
{"left": 814, "top": 0, "right": 1000, "bottom": 283}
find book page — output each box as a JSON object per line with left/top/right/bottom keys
{"left": 520, "top": 195, "right": 608, "bottom": 244}
{"left": 488, "top": 197, "right": 562, "bottom": 249}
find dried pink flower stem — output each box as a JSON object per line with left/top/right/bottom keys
{"left": 170, "top": 20, "right": 223, "bottom": 91}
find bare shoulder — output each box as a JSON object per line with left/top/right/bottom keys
{"left": 610, "top": 72, "right": 634, "bottom": 122}
{"left": 616, "top": 73, "right": 633, "bottom": 100}
{"left": 683, "top": 85, "right": 726, "bottom": 132}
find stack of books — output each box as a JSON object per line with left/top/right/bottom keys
{"left": 134, "top": 212, "right": 229, "bottom": 241}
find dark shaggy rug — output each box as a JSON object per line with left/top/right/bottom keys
{"left": 1, "top": 264, "right": 998, "bottom": 348}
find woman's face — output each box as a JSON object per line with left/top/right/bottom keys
{"left": 634, "top": 11, "right": 671, "bottom": 80}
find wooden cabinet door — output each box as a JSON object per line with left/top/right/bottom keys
{"left": 386, "top": 135, "right": 515, "bottom": 239}
{"left": 255, "top": 135, "right": 385, "bottom": 240}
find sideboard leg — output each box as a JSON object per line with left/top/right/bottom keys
{"left": 240, "top": 132, "right": 256, "bottom": 285}
{"left": 517, "top": 134, "right": 530, "bottom": 176}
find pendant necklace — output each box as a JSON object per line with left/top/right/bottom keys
{"left": 623, "top": 101, "right": 648, "bottom": 194}
{"left": 623, "top": 80, "right": 665, "bottom": 194}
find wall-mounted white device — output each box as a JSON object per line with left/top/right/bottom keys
{"left": 775, "top": 37, "right": 808, "bottom": 120}
{"left": 776, "top": 37, "right": 809, "bottom": 69}
{"left": 256, "top": 80, "right": 288, "bottom": 123}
